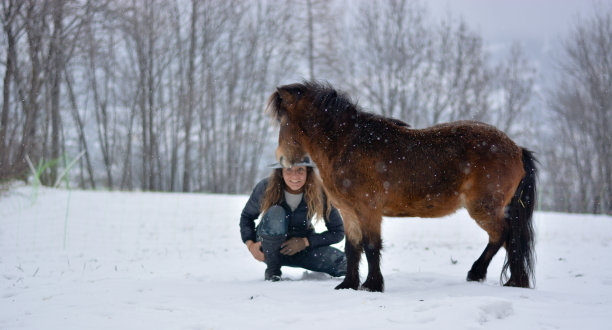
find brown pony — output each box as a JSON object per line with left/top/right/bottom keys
{"left": 267, "top": 81, "right": 537, "bottom": 292}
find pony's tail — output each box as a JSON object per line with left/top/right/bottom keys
{"left": 502, "top": 148, "right": 537, "bottom": 288}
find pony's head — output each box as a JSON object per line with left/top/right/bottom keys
{"left": 266, "top": 82, "right": 313, "bottom": 168}
{"left": 266, "top": 81, "right": 355, "bottom": 168}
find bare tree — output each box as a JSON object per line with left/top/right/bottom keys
{"left": 117, "top": 0, "right": 174, "bottom": 191}
{"left": 300, "top": 0, "right": 343, "bottom": 81}
{"left": 491, "top": 42, "right": 536, "bottom": 137}
{"left": 423, "top": 17, "right": 492, "bottom": 126}
{"left": 181, "top": 0, "right": 198, "bottom": 192}
{"left": 350, "top": 0, "right": 431, "bottom": 125}
{"left": 547, "top": 5, "right": 612, "bottom": 214}
{"left": 0, "top": 0, "right": 23, "bottom": 179}
{"left": 46, "top": 0, "right": 64, "bottom": 185}
{"left": 14, "top": 1, "right": 49, "bottom": 181}
{"left": 64, "top": 68, "right": 96, "bottom": 188}
{"left": 193, "top": 0, "right": 298, "bottom": 193}
{"left": 349, "top": 1, "right": 495, "bottom": 128}
{"left": 83, "top": 3, "right": 116, "bottom": 188}
{"left": 2, "top": 0, "right": 82, "bottom": 184}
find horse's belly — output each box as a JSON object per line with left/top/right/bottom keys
{"left": 383, "top": 195, "right": 462, "bottom": 218}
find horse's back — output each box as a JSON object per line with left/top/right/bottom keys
{"left": 332, "top": 119, "right": 525, "bottom": 218}
{"left": 352, "top": 119, "right": 522, "bottom": 170}
{"left": 416, "top": 120, "right": 524, "bottom": 183}
{"left": 423, "top": 121, "right": 517, "bottom": 149}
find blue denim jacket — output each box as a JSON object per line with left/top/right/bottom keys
{"left": 239, "top": 178, "right": 345, "bottom": 248}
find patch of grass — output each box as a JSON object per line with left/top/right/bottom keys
{"left": 25, "top": 155, "right": 61, "bottom": 203}
{"left": 25, "top": 152, "right": 85, "bottom": 249}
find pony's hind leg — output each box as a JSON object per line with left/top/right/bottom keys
{"left": 464, "top": 189, "right": 508, "bottom": 284}
{"left": 467, "top": 239, "right": 504, "bottom": 282}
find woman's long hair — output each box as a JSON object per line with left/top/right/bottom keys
{"left": 260, "top": 167, "right": 331, "bottom": 222}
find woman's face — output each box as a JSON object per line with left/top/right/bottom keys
{"left": 282, "top": 166, "right": 307, "bottom": 192}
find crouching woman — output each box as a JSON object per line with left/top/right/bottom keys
{"left": 239, "top": 157, "right": 347, "bottom": 281}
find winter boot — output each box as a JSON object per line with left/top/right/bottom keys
{"left": 257, "top": 205, "right": 289, "bottom": 281}
{"left": 260, "top": 234, "right": 286, "bottom": 281}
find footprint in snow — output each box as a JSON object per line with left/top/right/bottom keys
{"left": 478, "top": 301, "right": 513, "bottom": 324}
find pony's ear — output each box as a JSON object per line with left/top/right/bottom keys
{"left": 276, "top": 87, "right": 296, "bottom": 105}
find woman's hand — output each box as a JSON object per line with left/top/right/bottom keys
{"left": 246, "top": 240, "right": 265, "bottom": 262}
{"left": 280, "top": 237, "right": 309, "bottom": 256}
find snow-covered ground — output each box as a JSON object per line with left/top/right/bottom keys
{"left": 2, "top": 184, "right": 611, "bottom": 329}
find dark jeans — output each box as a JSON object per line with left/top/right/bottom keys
{"left": 257, "top": 205, "right": 347, "bottom": 277}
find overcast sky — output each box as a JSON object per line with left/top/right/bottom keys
{"left": 427, "top": 0, "right": 594, "bottom": 44}
{"left": 426, "top": 0, "right": 600, "bottom": 84}
{"left": 409, "top": 0, "right": 605, "bottom": 126}
{"left": 427, "top": 0, "right": 600, "bottom": 65}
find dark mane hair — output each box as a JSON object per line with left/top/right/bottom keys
{"left": 268, "top": 80, "right": 410, "bottom": 130}
{"left": 302, "top": 81, "right": 410, "bottom": 129}
{"left": 306, "top": 81, "right": 357, "bottom": 116}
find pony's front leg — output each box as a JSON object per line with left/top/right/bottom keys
{"left": 361, "top": 234, "right": 384, "bottom": 292}
{"left": 335, "top": 239, "right": 362, "bottom": 290}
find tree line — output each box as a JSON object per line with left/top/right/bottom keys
{"left": 1, "top": 0, "right": 610, "bottom": 214}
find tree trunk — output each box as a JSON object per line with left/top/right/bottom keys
{"left": 64, "top": 70, "right": 96, "bottom": 189}
{"left": 182, "top": 0, "right": 198, "bottom": 192}
{"left": 17, "top": 1, "right": 48, "bottom": 180}
{"left": 48, "top": 0, "right": 64, "bottom": 185}
{"left": 0, "top": 23, "right": 15, "bottom": 176}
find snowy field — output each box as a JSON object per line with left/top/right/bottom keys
{"left": 1, "top": 184, "right": 612, "bottom": 330}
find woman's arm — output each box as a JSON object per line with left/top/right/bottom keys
{"left": 306, "top": 206, "right": 345, "bottom": 248}
{"left": 239, "top": 179, "right": 268, "bottom": 243}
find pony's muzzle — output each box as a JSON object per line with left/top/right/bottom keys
{"left": 275, "top": 149, "right": 292, "bottom": 168}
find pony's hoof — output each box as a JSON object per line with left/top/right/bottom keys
{"left": 467, "top": 269, "right": 486, "bottom": 282}
{"left": 361, "top": 279, "right": 384, "bottom": 292}
{"left": 335, "top": 279, "right": 359, "bottom": 290}
{"left": 503, "top": 277, "right": 530, "bottom": 288}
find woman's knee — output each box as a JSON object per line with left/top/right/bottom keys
{"left": 300, "top": 246, "right": 347, "bottom": 277}
{"left": 326, "top": 248, "right": 347, "bottom": 277}
{"left": 258, "top": 205, "right": 288, "bottom": 237}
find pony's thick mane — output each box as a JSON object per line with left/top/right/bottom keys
{"left": 304, "top": 81, "right": 358, "bottom": 117}
{"left": 301, "top": 81, "right": 410, "bottom": 129}
{"left": 265, "top": 89, "right": 283, "bottom": 124}
{"left": 267, "top": 80, "right": 410, "bottom": 136}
